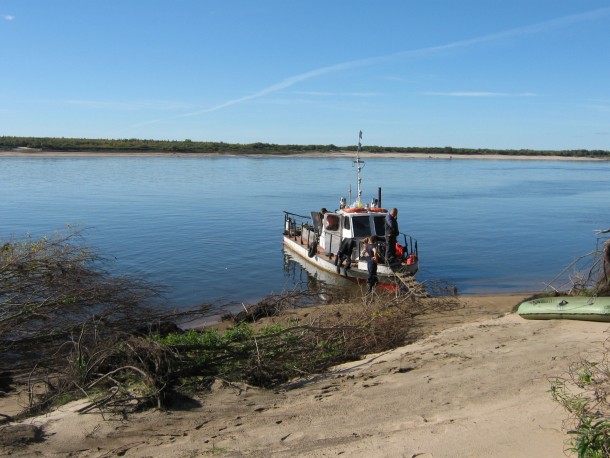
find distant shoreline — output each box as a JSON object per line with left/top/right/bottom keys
{"left": 1, "top": 150, "right": 608, "bottom": 161}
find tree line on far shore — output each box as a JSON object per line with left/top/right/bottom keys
{"left": 1, "top": 136, "right": 609, "bottom": 158}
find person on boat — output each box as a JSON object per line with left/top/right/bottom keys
{"left": 335, "top": 237, "right": 356, "bottom": 274}
{"left": 362, "top": 236, "right": 378, "bottom": 293}
{"left": 316, "top": 208, "right": 328, "bottom": 233}
{"left": 325, "top": 214, "right": 340, "bottom": 232}
{"left": 385, "top": 208, "right": 399, "bottom": 263}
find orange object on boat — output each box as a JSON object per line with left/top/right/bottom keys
{"left": 395, "top": 243, "right": 404, "bottom": 258}
{"left": 344, "top": 208, "right": 367, "bottom": 213}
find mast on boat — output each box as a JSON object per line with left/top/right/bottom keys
{"left": 352, "top": 130, "right": 364, "bottom": 208}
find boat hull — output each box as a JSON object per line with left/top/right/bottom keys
{"left": 283, "top": 235, "right": 409, "bottom": 288}
{"left": 517, "top": 297, "right": 610, "bottom": 322}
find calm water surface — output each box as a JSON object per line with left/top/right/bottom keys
{"left": 1, "top": 156, "right": 609, "bottom": 315}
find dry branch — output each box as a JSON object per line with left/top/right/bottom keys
{"left": 543, "top": 233, "right": 610, "bottom": 296}
{"left": 1, "top": 231, "right": 460, "bottom": 421}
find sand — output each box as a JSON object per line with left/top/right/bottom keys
{"left": 2, "top": 293, "right": 608, "bottom": 457}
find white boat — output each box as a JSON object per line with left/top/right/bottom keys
{"left": 282, "top": 132, "right": 421, "bottom": 293}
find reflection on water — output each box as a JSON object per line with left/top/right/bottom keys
{"left": 282, "top": 250, "right": 359, "bottom": 292}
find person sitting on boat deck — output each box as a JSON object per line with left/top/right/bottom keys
{"left": 335, "top": 237, "right": 356, "bottom": 274}
{"left": 316, "top": 208, "right": 328, "bottom": 232}
{"left": 385, "top": 207, "right": 399, "bottom": 263}
{"left": 362, "top": 236, "right": 379, "bottom": 293}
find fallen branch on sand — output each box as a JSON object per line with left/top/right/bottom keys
{"left": 1, "top": 231, "right": 459, "bottom": 422}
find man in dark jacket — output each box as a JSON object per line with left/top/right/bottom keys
{"left": 335, "top": 237, "right": 356, "bottom": 274}
{"left": 385, "top": 208, "right": 399, "bottom": 263}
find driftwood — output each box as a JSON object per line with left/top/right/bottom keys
{"left": 543, "top": 231, "right": 610, "bottom": 295}
{"left": 3, "top": 288, "right": 459, "bottom": 421}
{"left": 1, "top": 231, "right": 460, "bottom": 421}
{"left": 223, "top": 288, "right": 336, "bottom": 323}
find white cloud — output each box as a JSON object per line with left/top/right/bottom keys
{"left": 129, "top": 7, "right": 608, "bottom": 128}
{"left": 293, "top": 91, "right": 379, "bottom": 97}
{"left": 176, "top": 9, "right": 601, "bottom": 115}
{"left": 593, "top": 105, "right": 610, "bottom": 113}
{"left": 424, "top": 92, "right": 536, "bottom": 97}
{"left": 64, "top": 99, "right": 193, "bottom": 111}
{"left": 3, "top": 15, "right": 14, "bottom": 21}
{"left": 582, "top": 101, "right": 610, "bottom": 113}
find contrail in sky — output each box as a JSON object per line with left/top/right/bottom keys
{"left": 129, "top": 7, "right": 610, "bottom": 129}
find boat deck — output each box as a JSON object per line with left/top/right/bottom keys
{"left": 286, "top": 233, "right": 338, "bottom": 264}
{"left": 283, "top": 233, "right": 427, "bottom": 297}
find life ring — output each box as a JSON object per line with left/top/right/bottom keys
{"left": 307, "top": 240, "right": 318, "bottom": 258}
{"left": 343, "top": 208, "right": 367, "bottom": 213}
{"left": 369, "top": 207, "right": 387, "bottom": 212}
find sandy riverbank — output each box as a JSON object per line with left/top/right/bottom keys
{"left": 0, "top": 150, "right": 607, "bottom": 161}
{"left": 2, "top": 293, "right": 608, "bottom": 457}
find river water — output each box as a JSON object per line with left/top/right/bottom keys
{"left": 1, "top": 155, "right": 609, "bottom": 315}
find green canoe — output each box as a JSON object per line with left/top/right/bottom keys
{"left": 517, "top": 296, "right": 610, "bottom": 322}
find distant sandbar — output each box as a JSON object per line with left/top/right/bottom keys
{"left": 0, "top": 150, "right": 607, "bottom": 161}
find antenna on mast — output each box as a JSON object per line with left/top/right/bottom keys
{"left": 348, "top": 184, "right": 352, "bottom": 206}
{"left": 352, "top": 130, "right": 365, "bottom": 207}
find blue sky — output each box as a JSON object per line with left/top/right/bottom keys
{"left": 1, "top": 1, "right": 610, "bottom": 150}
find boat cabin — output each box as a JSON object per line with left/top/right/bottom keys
{"left": 314, "top": 209, "right": 388, "bottom": 256}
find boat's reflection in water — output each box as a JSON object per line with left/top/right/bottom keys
{"left": 282, "top": 249, "right": 362, "bottom": 300}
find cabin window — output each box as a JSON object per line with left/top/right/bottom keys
{"left": 373, "top": 216, "right": 385, "bottom": 236}
{"left": 325, "top": 214, "right": 339, "bottom": 231}
{"left": 351, "top": 216, "right": 372, "bottom": 237}
{"left": 343, "top": 217, "right": 351, "bottom": 230}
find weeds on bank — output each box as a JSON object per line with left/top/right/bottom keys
{"left": 155, "top": 296, "right": 417, "bottom": 390}
{"left": 1, "top": 230, "right": 461, "bottom": 421}
{"left": 17, "top": 290, "right": 457, "bottom": 418}
{"left": 549, "top": 231, "right": 610, "bottom": 457}
{"left": 551, "top": 344, "right": 610, "bottom": 458}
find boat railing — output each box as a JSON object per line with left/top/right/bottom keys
{"left": 372, "top": 232, "right": 419, "bottom": 265}
{"left": 283, "top": 211, "right": 318, "bottom": 248}
{"left": 401, "top": 233, "right": 419, "bottom": 259}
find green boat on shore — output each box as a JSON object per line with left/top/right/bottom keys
{"left": 517, "top": 296, "right": 610, "bottom": 322}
